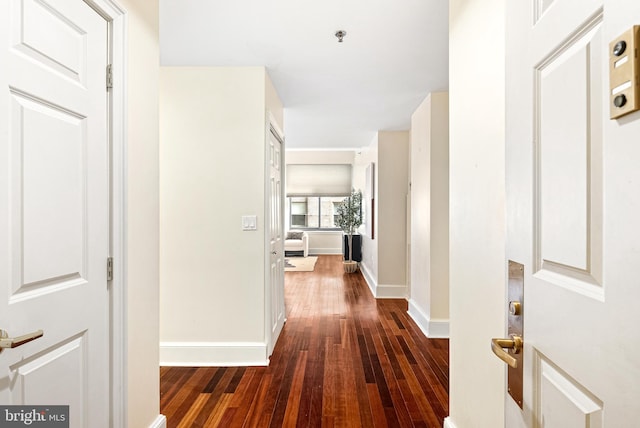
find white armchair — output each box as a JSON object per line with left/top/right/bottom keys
{"left": 284, "top": 230, "right": 309, "bottom": 257}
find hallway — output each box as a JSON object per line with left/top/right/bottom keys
{"left": 160, "top": 255, "right": 449, "bottom": 427}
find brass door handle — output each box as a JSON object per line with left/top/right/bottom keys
{"left": 0, "top": 329, "right": 44, "bottom": 353}
{"left": 491, "top": 335, "right": 523, "bottom": 368}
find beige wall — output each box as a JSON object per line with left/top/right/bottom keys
{"left": 377, "top": 131, "right": 409, "bottom": 288}
{"left": 447, "top": 0, "right": 506, "bottom": 427}
{"left": 159, "top": 67, "right": 283, "bottom": 364}
{"left": 120, "top": 0, "right": 161, "bottom": 426}
{"left": 408, "top": 92, "right": 450, "bottom": 338}
{"left": 354, "top": 138, "right": 379, "bottom": 285}
{"left": 355, "top": 132, "right": 409, "bottom": 298}
{"left": 429, "top": 94, "right": 449, "bottom": 322}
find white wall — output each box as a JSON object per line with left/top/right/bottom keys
{"left": 447, "top": 1, "right": 506, "bottom": 427}
{"left": 408, "top": 92, "right": 450, "bottom": 339}
{"left": 159, "top": 67, "right": 283, "bottom": 365}
{"left": 306, "top": 231, "right": 343, "bottom": 255}
{"left": 120, "top": 0, "right": 161, "bottom": 426}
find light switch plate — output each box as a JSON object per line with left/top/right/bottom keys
{"left": 241, "top": 215, "right": 257, "bottom": 231}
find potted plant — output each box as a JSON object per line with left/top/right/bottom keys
{"left": 335, "top": 189, "right": 363, "bottom": 273}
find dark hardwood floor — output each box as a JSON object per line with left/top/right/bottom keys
{"left": 160, "top": 255, "right": 449, "bottom": 427}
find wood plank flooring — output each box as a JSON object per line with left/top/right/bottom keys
{"left": 160, "top": 255, "right": 449, "bottom": 427}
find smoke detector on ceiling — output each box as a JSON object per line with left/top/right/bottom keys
{"left": 335, "top": 30, "right": 347, "bottom": 43}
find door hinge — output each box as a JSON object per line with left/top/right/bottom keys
{"left": 106, "top": 64, "right": 113, "bottom": 89}
{"left": 107, "top": 257, "right": 113, "bottom": 281}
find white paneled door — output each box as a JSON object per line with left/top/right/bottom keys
{"left": 267, "top": 123, "right": 284, "bottom": 356}
{"left": 506, "top": 0, "right": 640, "bottom": 426}
{"left": 0, "top": 0, "right": 110, "bottom": 426}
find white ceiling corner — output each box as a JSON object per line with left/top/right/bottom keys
{"left": 160, "top": 0, "right": 449, "bottom": 149}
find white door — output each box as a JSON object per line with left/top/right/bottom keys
{"left": 266, "top": 123, "right": 285, "bottom": 356}
{"left": 505, "top": 0, "right": 640, "bottom": 426}
{"left": 0, "top": 0, "right": 110, "bottom": 426}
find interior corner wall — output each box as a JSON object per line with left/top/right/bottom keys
{"left": 448, "top": 0, "right": 506, "bottom": 427}
{"left": 160, "top": 66, "right": 271, "bottom": 366}
{"left": 408, "top": 92, "right": 450, "bottom": 339}
{"left": 377, "top": 131, "right": 409, "bottom": 294}
{"left": 265, "top": 72, "right": 284, "bottom": 130}
{"left": 354, "top": 138, "right": 379, "bottom": 289}
{"left": 355, "top": 132, "right": 409, "bottom": 298}
{"left": 120, "top": 0, "right": 161, "bottom": 426}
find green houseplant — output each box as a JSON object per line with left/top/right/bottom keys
{"left": 335, "top": 189, "right": 363, "bottom": 273}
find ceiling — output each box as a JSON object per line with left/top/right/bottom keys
{"left": 159, "top": 0, "right": 449, "bottom": 150}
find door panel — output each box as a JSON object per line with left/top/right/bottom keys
{"left": 14, "top": 0, "right": 87, "bottom": 85}
{"left": 11, "top": 335, "right": 87, "bottom": 424}
{"left": 0, "top": 0, "right": 109, "bottom": 426}
{"left": 12, "top": 92, "right": 87, "bottom": 293}
{"left": 537, "top": 355, "right": 603, "bottom": 428}
{"left": 506, "top": 0, "right": 640, "bottom": 426}
{"left": 535, "top": 16, "right": 604, "bottom": 298}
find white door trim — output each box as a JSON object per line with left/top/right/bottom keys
{"left": 83, "top": 0, "right": 127, "bottom": 425}
{"left": 264, "top": 111, "right": 285, "bottom": 358}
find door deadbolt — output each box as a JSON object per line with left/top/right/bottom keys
{"left": 509, "top": 301, "right": 522, "bottom": 316}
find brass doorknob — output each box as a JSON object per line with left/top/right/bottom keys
{"left": 0, "top": 329, "right": 44, "bottom": 353}
{"left": 491, "top": 335, "right": 523, "bottom": 368}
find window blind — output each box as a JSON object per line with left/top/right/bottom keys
{"left": 286, "top": 164, "right": 352, "bottom": 196}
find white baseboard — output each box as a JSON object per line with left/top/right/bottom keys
{"left": 159, "top": 341, "right": 268, "bottom": 366}
{"left": 360, "top": 263, "right": 407, "bottom": 299}
{"left": 376, "top": 284, "right": 408, "bottom": 299}
{"left": 443, "top": 417, "right": 457, "bottom": 428}
{"left": 309, "top": 247, "right": 342, "bottom": 255}
{"left": 149, "top": 415, "right": 167, "bottom": 428}
{"left": 408, "top": 299, "right": 450, "bottom": 338}
{"left": 359, "top": 262, "right": 377, "bottom": 296}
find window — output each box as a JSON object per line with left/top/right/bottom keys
{"left": 288, "top": 196, "right": 345, "bottom": 230}
{"left": 290, "top": 197, "right": 308, "bottom": 228}
{"left": 332, "top": 202, "right": 341, "bottom": 226}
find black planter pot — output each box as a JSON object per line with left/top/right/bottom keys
{"left": 343, "top": 234, "right": 362, "bottom": 262}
